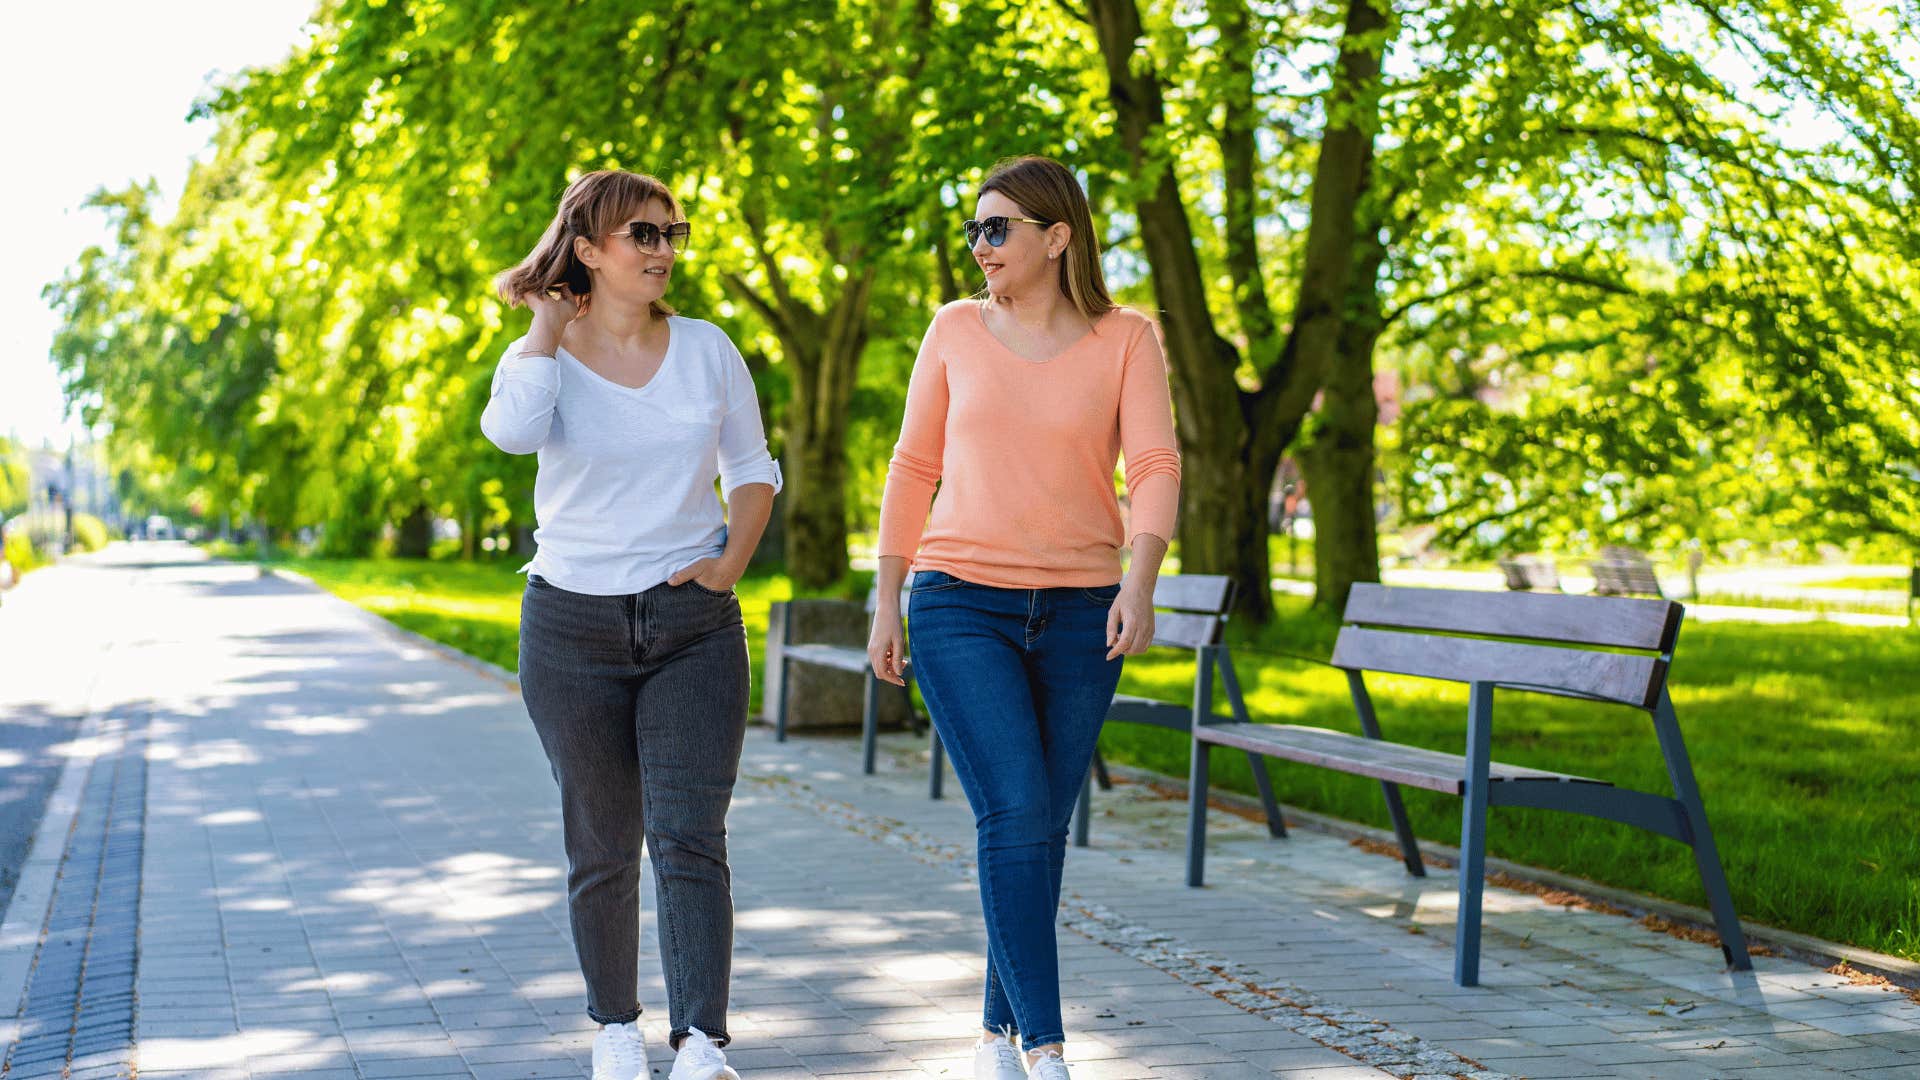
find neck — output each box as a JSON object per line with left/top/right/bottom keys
{"left": 990, "top": 284, "right": 1070, "bottom": 328}
{"left": 578, "top": 297, "right": 664, "bottom": 347}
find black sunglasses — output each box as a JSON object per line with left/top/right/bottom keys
{"left": 963, "top": 215, "right": 1050, "bottom": 248}
{"left": 611, "top": 220, "right": 693, "bottom": 253}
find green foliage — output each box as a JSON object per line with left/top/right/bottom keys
{"left": 70, "top": 514, "right": 112, "bottom": 553}
{"left": 0, "top": 439, "right": 29, "bottom": 517}
{"left": 43, "top": 0, "right": 1920, "bottom": 583}
{"left": 1374, "top": 1, "right": 1920, "bottom": 557}
{"left": 2, "top": 528, "right": 42, "bottom": 578}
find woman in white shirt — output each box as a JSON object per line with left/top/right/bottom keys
{"left": 482, "top": 170, "right": 779, "bottom": 1080}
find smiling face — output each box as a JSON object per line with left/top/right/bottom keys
{"left": 972, "top": 190, "right": 1064, "bottom": 303}
{"left": 576, "top": 197, "right": 678, "bottom": 310}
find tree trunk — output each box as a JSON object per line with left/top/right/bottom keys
{"left": 395, "top": 503, "right": 434, "bottom": 559}
{"left": 753, "top": 267, "right": 875, "bottom": 592}
{"left": 1300, "top": 175, "right": 1389, "bottom": 613}
{"left": 1087, "top": 0, "right": 1390, "bottom": 624}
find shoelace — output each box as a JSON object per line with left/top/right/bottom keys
{"left": 602, "top": 1025, "right": 647, "bottom": 1066}
{"left": 680, "top": 1030, "right": 726, "bottom": 1067}
{"left": 985, "top": 1039, "right": 1024, "bottom": 1069}
{"left": 1027, "top": 1050, "right": 1071, "bottom": 1078}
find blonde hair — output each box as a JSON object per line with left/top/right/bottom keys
{"left": 494, "top": 170, "right": 682, "bottom": 318}
{"left": 978, "top": 156, "right": 1116, "bottom": 321}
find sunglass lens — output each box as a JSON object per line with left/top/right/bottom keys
{"left": 665, "top": 222, "right": 692, "bottom": 252}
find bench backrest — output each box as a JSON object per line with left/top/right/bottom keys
{"left": 1591, "top": 557, "right": 1664, "bottom": 597}
{"left": 1330, "top": 584, "right": 1681, "bottom": 709}
{"left": 1498, "top": 555, "right": 1560, "bottom": 592}
{"left": 1146, "top": 573, "right": 1236, "bottom": 650}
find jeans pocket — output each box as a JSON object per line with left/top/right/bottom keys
{"left": 685, "top": 579, "right": 734, "bottom": 598}
{"left": 527, "top": 573, "right": 557, "bottom": 591}
{"left": 1080, "top": 583, "right": 1123, "bottom": 605}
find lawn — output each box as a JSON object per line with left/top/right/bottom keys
{"left": 234, "top": 551, "right": 1920, "bottom": 963}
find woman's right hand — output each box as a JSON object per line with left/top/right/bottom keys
{"left": 524, "top": 286, "right": 585, "bottom": 352}
{"left": 867, "top": 609, "right": 909, "bottom": 686}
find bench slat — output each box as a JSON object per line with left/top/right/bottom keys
{"left": 1107, "top": 694, "right": 1194, "bottom": 733}
{"left": 1151, "top": 574, "right": 1235, "bottom": 615}
{"left": 1196, "top": 722, "right": 1609, "bottom": 795}
{"left": 1152, "top": 611, "right": 1222, "bottom": 650}
{"left": 1329, "top": 627, "right": 1667, "bottom": 709}
{"left": 1344, "top": 584, "right": 1680, "bottom": 652}
{"left": 782, "top": 643, "right": 871, "bottom": 673}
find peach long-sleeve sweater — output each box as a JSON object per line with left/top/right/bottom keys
{"left": 876, "top": 300, "right": 1182, "bottom": 589}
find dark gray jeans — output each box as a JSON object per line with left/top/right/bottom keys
{"left": 518, "top": 574, "right": 748, "bottom": 1047}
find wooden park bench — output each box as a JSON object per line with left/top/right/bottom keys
{"left": 1497, "top": 554, "right": 1562, "bottom": 592}
{"left": 1590, "top": 545, "right": 1666, "bottom": 597}
{"left": 923, "top": 573, "right": 1287, "bottom": 849}
{"left": 1185, "top": 584, "right": 1749, "bottom": 987}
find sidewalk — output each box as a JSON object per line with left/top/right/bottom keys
{"left": 2, "top": 547, "right": 1916, "bottom": 1078}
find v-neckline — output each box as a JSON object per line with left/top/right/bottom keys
{"left": 558, "top": 320, "right": 676, "bottom": 393}
{"left": 975, "top": 303, "right": 1110, "bottom": 365}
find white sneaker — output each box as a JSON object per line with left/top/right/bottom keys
{"left": 973, "top": 1033, "right": 1026, "bottom": 1080}
{"left": 670, "top": 1026, "right": 741, "bottom": 1080}
{"left": 591, "top": 1021, "right": 648, "bottom": 1080}
{"left": 1025, "top": 1048, "right": 1071, "bottom": 1079}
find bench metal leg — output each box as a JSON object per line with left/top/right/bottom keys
{"left": 1072, "top": 766, "right": 1093, "bottom": 848}
{"left": 1186, "top": 739, "right": 1210, "bottom": 887}
{"left": 1091, "top": 750, "right": 1113, "bottom": 791}
{"left": 1347, "top": 671, "right": 1424, "bottom": 875}
{"left": 1454, "top": 681, "right": 1494, "bottom": 987}
{"left": 860, "top": 671, "right": 880, "bottom": 775}
{"left": 774, "top": 655, "right": 791, "bottom": 742}
{"left": 1381, "top": 781, "right": 1426, "bottom": 877}
{"left": 1654, "top": 689, "right": 1752, "bottom": 970}
{"left": 929, "top": 728, "right": 945, "bottom": 800}
{"left": 1246, "top": 753, "right": 1287, "bottom": 838}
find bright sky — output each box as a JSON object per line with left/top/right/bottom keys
{"left": 0, "top": 0, "right": 314, "bottom": 449}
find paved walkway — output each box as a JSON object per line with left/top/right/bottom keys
{"left": 2, "top": 546, "right": 1917, "bottom": 1079}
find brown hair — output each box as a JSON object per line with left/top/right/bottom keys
{"left": 494, "top": 170, "right": 682, "bottom": 318}
{"left": 977, "top": 156, "right": 1116, "bottom": 321}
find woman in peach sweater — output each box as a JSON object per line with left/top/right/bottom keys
{"left": 868, "top": 156, "right": 1180, "bottom": 1080}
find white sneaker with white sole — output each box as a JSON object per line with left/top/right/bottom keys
{"left": 669, "top": 1026, "right": 741, "bottom": 1080}
{"left": 973, "top": 1034, "right": 1027, "bottom": 1080}
{"left": 591, "top": 1021, "right": 648, "bottom": 1080}
{"left": 1025, "top": 1048, "right": 1072, "bottom": 1079}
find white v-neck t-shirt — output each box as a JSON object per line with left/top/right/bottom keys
{"left": 480, "top": 316, "right": 783, "bottom": 595}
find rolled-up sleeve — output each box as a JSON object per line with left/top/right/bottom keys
{"left": 717, "top": 338, "right": 783, "bottom": 498}
{"left": 1118, "top": 321, "right": 1181, "bottom": 544}
{"left": 480, "top": 340, "right": 561, "bottom": 455}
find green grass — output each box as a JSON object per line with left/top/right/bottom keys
{"left": 1800, "top": 574, "right": 1911, "bottom": 592}
{"left": 1692, "top": 591, "right": 1910, "bottom": 616}
{"left": 223, "top": 550, "right": 1919, "bottom": 963}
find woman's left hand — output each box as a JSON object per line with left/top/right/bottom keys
{"left": 1105, "top": 582, "right": 1156, "bottom": 660}
{"left": 668, "top": 557, "right": 740, "bottom": 593}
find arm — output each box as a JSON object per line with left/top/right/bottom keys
{"left": 479, "top": 299, "right": 574, "bottom": 455}
{"left": 870, "top": 319, "right": 949, "bottom": 684}
{"left": 672, "top": 335, "right": 785, "bottom": 590}
{"left": 1108, "top": 321, "right": 1183, "bottom": 658}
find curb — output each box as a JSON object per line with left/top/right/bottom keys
{"left": 1103, "top": 759, "right": 1920, "bottom": 993}
{"left": 260, "top": 565, "right": 521, "bottom": 691}
{"left": 0, "top": 690, "right": 117, "bottom": 1052}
